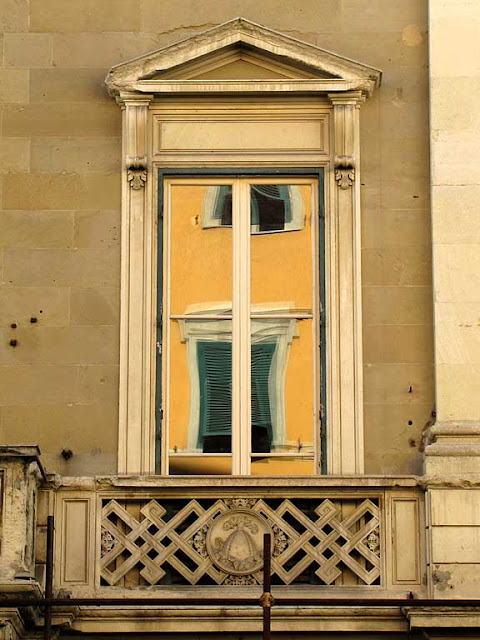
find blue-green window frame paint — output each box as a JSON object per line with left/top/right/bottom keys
{"left": 156, "top": 168, "right": 326, "bottom": 473}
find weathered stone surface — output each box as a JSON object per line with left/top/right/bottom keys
{"left": 0, "top": 211, "right": 73, "bottom": 248}
{"left": 3, "top": 173, "right": 121, "bottom": 210}
{"left": 70, "top": 287, "right": 120, "bottom": 326}
{"left": 3, "top": 104, "right": 120, "bottom": 137}
{"left": 31, "top": 138, "right": 121, "bottom": 173}
{"left": 4, "top": 33, "right": 52, "bottom": 68}
{"left": 3, "top": 248, "right": 120, "bottom": 287}
{"left": 30, "top": 0, "right": 141, "bottom": 32}
{"left": 0, "top": 69, "right": 30, "bottom": 104}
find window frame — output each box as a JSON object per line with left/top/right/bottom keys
{"left": 156, "top": 169, "right": 326, "bottom": 475}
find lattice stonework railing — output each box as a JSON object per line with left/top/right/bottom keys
{"left": 100, "top": 497, "right": 381, "bottom": 587}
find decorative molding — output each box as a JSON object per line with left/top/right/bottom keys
{"left": 51, "top": 474, "right": 421, "bottom": 490}
{"left": 108, "top": 21, "right": 379, "bottom": 476}
{"left": 126, "top": 156, "right": 147, "bottom": 190}
{"left": 420, "top": 474, "right": 480, "bottom": 489}
{"left": 105, "top": 18, "right": 382, "bottom": 98}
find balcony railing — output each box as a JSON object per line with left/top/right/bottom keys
{"left": 48, "top": 476, "right": 425, "bottom": 598}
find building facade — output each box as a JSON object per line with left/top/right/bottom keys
{"left": 1, "top": 1, "right": 480, "bottom": 638}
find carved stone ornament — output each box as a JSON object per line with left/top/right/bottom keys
{"left": 100, "top": 527, "right": 117, "bottom": 556}
{"left": 224, "top": 574, "right": 257, "bottom": 585}
{"left": 366, "top": 527, "right": 380, "bottom": 557}
{"left": 126, "top": 156, "right": 147, "bottom": 190}
{"left": 206, "top": 509, "right": 272, "bottom": 575}
{"left": 334, "top": 155, "right": 355, "bottom": 190}
{"left": 224, "top": 497, "right": 258, "bottom": 510}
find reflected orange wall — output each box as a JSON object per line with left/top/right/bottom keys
{"left": 167, "top": 183, "right": 315, "bottom": 460}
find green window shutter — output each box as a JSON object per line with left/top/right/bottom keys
{"left": 197, "top": 341, "right": 232, "bottom": 446}
{"left": 251, "top": 342, "right": 276, "bottom": 443}
{"left": 212, "top": 185, "right": 232, "bottom": 225}
{"left": 197, "top": 340, "right": 276, "bottom": 450}
{"left": 251, "top": 184, "right": 292, "bottom": 226}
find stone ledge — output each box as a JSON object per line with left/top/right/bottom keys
{"left": 47, "top": 474, "right": 421, "bottom": 490}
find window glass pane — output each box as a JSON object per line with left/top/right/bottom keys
{"left": 169, "top": 456, "right": 231, "bottom": 475}
{"left": 250, "top": 183, "right": 313, "bottom": 310}
{"left": 170, "top": 184, "right": 232, "bottom": 315}
{"left": 251, "top": 319, "right": 314, "bottom": 457}
{"left": 168, "top": 184, "right": 233, "bottom": 472}
{"left": 251, "top": 458, "right": 314, "bottom": 476}
{"left": 250, "top": 182, "right": 315, "bottom": 474}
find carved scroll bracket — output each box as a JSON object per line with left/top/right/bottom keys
{"left": 334, "top": 155, "right": 355, "bottom": 190}
{"left": 126, "top": 156, "right": 148, "bottom": 190}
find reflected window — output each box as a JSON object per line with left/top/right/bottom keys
{"left": 203, "top": 184, "right": 304, "bottom": 233}
{"left": 164, "top": 179, "right": 318, "bottom": 475}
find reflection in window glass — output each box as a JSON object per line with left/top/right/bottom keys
{"left": 203, "top": 184, "right": 304, "bottom": 234}
{"left": 251, "top": 184, "right": 290, "bottom": 232}
{"left": 197, "top": 341, "right": 232, "bottom": 453}
{"left": 166, "top": 179, "right": 317, "bottom": 476}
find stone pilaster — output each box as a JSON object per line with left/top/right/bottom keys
{"left": 328, "top": 92, "right": 365, "bottom": 474}
{"left": 117, "top": 93, "right": 156, "bottom": 475}
{"left": 424, "top": 0, "right": 480, "bottom": 601}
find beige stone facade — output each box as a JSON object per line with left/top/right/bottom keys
{"left": 0, "top": 0, "right": 479, "bottom": 638}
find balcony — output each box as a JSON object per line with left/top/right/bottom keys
{"left": 51, "top": 475, "right": 425, "bottom": 601}
{"left": 0, "top": 449, "right": 429, "bottom": 635}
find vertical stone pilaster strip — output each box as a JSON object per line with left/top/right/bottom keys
{"left": 118, "top": 94, "right": 155, "bottom": 475}
{"left": 328, "top": 92, "right": 365, "bottom": 474}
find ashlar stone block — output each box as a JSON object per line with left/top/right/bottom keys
{"left": 0, "top": 69, "right": 30, "bottom": 104}
{"left": 4, "top": 34, "right": 52, "bottom": 68}
{"left": 30, "top": 0, "right": 141, "bottom": 32}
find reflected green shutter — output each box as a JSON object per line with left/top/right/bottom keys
{"left": 197, "top": 340, "right": 276, "bottom": 448}
{"left": 197, "top": 341, "right": 232, "bottom": 446}
{"left": 251, "top": 342, "right": 275, "bottom": 442}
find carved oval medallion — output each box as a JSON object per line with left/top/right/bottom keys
{"left": 206, "top": 510, "right": 271, "bottom": 575}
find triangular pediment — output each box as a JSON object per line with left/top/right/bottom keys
{"left": 105, "top": 18, "right": 381, "bottom": 97}
{"left": 149, "top": 44, "right": 338, "bottom": 81}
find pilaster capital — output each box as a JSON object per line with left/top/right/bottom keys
{"left": 328, "top": 91, "right": 366, "bottom": 108}
{"left": 122, "top": 94, "right": 152, "bottom": 190}
{"left": 117, "top": 91, "right": 154, "bottom": 108}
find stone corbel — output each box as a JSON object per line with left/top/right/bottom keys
{"left": 126, "top": 156, "right": 148, "bottom": 189}
{"left": 334, "top": 155, "right": 355, "bottom": 189}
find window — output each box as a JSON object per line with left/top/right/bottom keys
{"left": 161, "top": 177, "right": 320, "bottom": 475}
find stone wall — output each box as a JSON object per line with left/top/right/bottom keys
{"left": 0, "top": 0, "right": 432, "bottom": 475}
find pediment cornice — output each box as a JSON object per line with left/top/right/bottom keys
{"left": 105, "top": 18, "right": 381, "bottom": 98}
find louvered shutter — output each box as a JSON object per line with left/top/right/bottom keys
{"left": 197, "top": 341, "right": 232, "bottom": 446}
{"left": 251, "top": 342, "right": 276, "bottom": 443}
{"left": 197, "top": 340, "right": 276, "bottom": 449}
{"left": 251, "top": 184, "right": 292, "bottom": 227}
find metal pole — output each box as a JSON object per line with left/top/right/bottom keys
{"left": 260, "top": 533, "right": 273, "bottom": 640}
{"left": 44, "top": 515, "right": 54, "bottom": 640}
